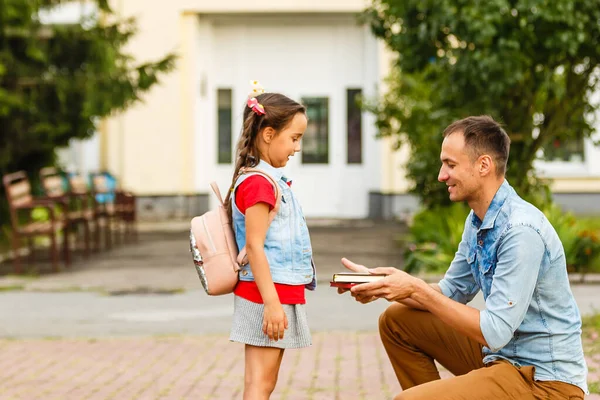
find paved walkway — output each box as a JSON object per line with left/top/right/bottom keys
{"left": 0, "top": 333, "right": 400, "bottom": 400}
{"left": 0, "top": 220, "right": 406, "bottom": 293}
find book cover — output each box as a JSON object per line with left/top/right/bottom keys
{"left": 331, "top": 272, "right": 386, "bottom": 284}
{"left": 330, "top": 281, "right": 359, "bottom": 289}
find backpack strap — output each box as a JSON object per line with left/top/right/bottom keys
{"left": 209, "top": 182, "right": 225, "bottom": 206}
{"left": 235, "top": 167, "right": 282, "bottom": 266}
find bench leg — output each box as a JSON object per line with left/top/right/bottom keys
{"left": 28, "top": 237, "right": 35, "bottom": 265}
{"left": 50, "top": 233, "right": 59, "bottom": 272}
{"left": 63, "top": 225, "right": 71, "bottom": 267}
{"left": 83, "top": 220, "right": 91, "bottom": 258}
{"left": 94, "top": 217, "right": 101, "bottom": 252}
{"left": 12, "top": 234, "right": 22, "bottom": 275}
{"left": 105, "top": 216, "right": 111, "bottom": 249}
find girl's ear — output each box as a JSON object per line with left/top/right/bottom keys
{"left": 262, "top": 127, "right": 275, "bottom": 144}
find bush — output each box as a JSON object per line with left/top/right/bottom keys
{"left": 544, "top": 204, "right": 600, "bottom": 279}
{"left": 402, "top": 203, "right": 470, "bottom": 273}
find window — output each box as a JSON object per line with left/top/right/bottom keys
{"left": 217, "top": 88, "right": 233, "bottom": 164}
{"left": 301, "top": 97, "right": 329, "bottom": 164}
{"left": 347, "top": 89, "right": 362, "bottom": 164}
{"left": 541, "top": 138, "right": 585, "bottom": 162}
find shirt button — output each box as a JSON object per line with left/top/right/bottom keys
{"left": 242, "top": 270, "right": 248, "bottom": 276}
{"left": 478, "top": 240, "right": 483, "bottom": 246}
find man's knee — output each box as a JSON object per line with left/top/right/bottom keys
{"left": 378, "top": 303, "right": 416, "bottom": 336}
{"left": 393, "top": 390, "right": 419, "bottom": 400}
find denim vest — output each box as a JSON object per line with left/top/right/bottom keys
{"left": 232, "top": 160, "right": 316, "bottom": 289}
{"left": 439, "top": 180, "right": 588, "bottom": 393}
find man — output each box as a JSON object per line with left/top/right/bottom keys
{"left": 340, "top": 116, "right": 587, "bottom": 399}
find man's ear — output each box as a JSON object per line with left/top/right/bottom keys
{"left": 262, "top": 127, "right": 275, "bottom": 144}
{"left": 479, "top": 155, "right": 494, "bottom": 176}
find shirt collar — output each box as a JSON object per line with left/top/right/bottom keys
{"left": 471, "top": 180, "right": 512, "bottom": 230}
{"left": 257, "top": 159, "right": 287, "bottom": 182}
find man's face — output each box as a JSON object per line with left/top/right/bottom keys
{"left": 437, "top": 132, "right": 480, "bottom": 202}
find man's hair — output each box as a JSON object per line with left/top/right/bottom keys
{"left": 443, "top": 115, "right": 511, "bottom": 176}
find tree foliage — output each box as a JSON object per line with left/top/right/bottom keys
{"left": 0, "top": 0, "right": 175, "bottom": 192}
{"left": 363, "top": 0, "right": 600, "bottom": 208}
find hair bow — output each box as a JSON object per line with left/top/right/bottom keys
{"left": 247, "top": 97, "right": 265, "bottom": 115}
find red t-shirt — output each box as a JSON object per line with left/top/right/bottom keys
{"left": 233, "top": 175, "right": 306, "bottom": 304}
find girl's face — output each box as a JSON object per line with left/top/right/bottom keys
{"left": 262, "top": 112, "right": 307, "bottom": 168}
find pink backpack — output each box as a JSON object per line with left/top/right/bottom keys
{"left": 189, "top": 168, "right": 281, "bottom": 295}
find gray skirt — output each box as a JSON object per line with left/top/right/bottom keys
{"left": 229, "top": 295, "right": 312, "bottom": 349}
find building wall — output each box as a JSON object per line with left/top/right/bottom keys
{"left": 104, "top": 0, "right": 388, "bottom": 196}
{"left": 98, "top": 0, "right": 600, "bottom": 219}
{"left": 99, "top": 0, "right": 410, "bottom": 219}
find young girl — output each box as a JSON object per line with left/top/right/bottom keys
{"left": 225, "top": 84, "right": 316, "bottom": 399}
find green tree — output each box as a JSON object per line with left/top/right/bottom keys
{"left": 363, "top": 0, "right": 600, "bottom": 208}
{"left": 0, "top": 0, "right": 175, "bottom": 212}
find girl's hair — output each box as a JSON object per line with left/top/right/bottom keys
{"left": 225, "top": 92, "right": 306, "bottom": 220}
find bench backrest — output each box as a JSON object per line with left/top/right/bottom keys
{"left": 2, "top": 171, "right": 33, "bottom": 227}
{"left": 40, "top": 167, "right": 66, "bottom": 198}
{"left": 69, "top": 174, "right": 89, "bottom": 195}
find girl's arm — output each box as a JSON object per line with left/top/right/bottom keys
{"left": 245, "top": 202, "right": 288, "bottom": 341}
{"left": 245, "top": 202, "right": 278, "bottom": 303}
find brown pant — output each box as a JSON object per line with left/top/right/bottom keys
{"left": 379, "top": 303, "right": 585, "bottom": 400}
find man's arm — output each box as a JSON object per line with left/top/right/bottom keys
{"left": 419, "top": 225, "right": 545, "bottom": 351}
{"left": 356, "top": 225, "right": 546, "bottom": 350}
{"left": 351, "top": 268, "right": 489, "bottom": 346}
{"left": 397, "top": 283, "right": 441, "bottom": 310}
{"left": 477, "top": 225, "right": 544, "bottom": 351}
{"left": 341, "top": 215, "right": 480, "bottom": 312}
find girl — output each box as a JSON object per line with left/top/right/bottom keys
{"left": 225, "top": 84, "right": 316, "bottom": 399}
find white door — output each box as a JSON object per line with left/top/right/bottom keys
{"left": 207, "top": 14, "right": 380, "bottom": 218}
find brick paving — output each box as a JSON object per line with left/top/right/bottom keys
{"left": 0, "top": 332, "right": 598, "bottom": 400}
{"left": 0, "top": 332, "right": 396, "bottom": 400}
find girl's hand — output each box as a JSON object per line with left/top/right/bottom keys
{"left": 262, "top": 301, "right": 288, "bottom": 341}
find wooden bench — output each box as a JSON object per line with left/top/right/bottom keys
{"left": 90, "top": 172, "right": 137, "bottom": 245}
{"left": 67, "top": 172, "right": 113, "bottom": 251}
{"left": 2, "top": 171, "right": 69, "bottom": 273}
{"left": 40, "top": 167, "right": 92, "bottom": 257}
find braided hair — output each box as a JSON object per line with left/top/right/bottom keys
{"left": 225, "top": 93, "right": 306, "bottom": 221}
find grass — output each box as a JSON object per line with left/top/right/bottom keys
{"left": 589, "top": 381, "right": 600, "bottom": 394}
{"left": 582, "top": 313, "right": 600, "bottom": 331}
{"left": 0, "top": 285, "right": 25, "bottom": 292}
{"left": 583, "top": 313, "right": 600, "bottom": 394}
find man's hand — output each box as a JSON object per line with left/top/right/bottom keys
{"left": 336, "top": 257, "right": 368, "bottom": 293}
{"left": 337, "top": 258, "right": 386, "bottom": 304}
{"left": 336, "top": 258, "right": 377, "bottom": 303}
{"left": 351, "top": 267, "right": 418, "bottom": 302}
{"left": 339, "top": 257, "right": 369, "bottom": 273}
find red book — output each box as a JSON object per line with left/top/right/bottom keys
{"left": 330, "top": 282, "right": 360, "bottom": 289}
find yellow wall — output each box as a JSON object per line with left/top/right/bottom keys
{"left": 101, "top": 0, "right": 408, "bottom": 195}
{"left": 551, "top": 178, "right": 600, "bottom": 193}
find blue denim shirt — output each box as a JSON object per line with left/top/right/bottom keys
{"left": 232, "top": 160, "right": 316, "bottom": 289}
{"left": 438, "top": 180, "right": 588, "bottom": 393}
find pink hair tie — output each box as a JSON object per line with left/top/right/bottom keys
{"left": 247, "top": 97, "right": 265, "bottom": 116}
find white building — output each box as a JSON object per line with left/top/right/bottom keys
{"left": 56, "top": 0, "right": 600, "bottom": 219}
